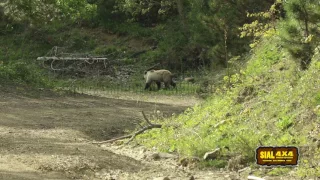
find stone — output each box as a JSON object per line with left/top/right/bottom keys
{"left": 158, "top": 152, "right": 178, "bottom": 159}
{"left": 151, "top": 153, "right": 161, "bottom": 160}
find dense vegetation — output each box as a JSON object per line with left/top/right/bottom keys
{"left": 1, "top": 0, "right": 318, "bottom": 76}
{"left": 0, "top": 0, "right": 319, "bottom": 178}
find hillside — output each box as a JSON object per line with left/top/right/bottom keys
{"left": 139, "top": 36, "right": 320, "bottom": 178}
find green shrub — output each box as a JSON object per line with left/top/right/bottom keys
{"left": 0, "top": 61, "right": 50, "bottom": 87}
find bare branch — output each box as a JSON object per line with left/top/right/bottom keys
{"left": 92, "top": 135, "right": 132, "bottom": 144}
{"left": 37, "top": 57, "right": 109, "bottom": 61}
{"left": 125, "top": 122, "right": 162, "bottom": 144}
{"left": 142, "top": 111, "right": 152, "bottom": 125}
{"left": 50, "top": 60, "right": 62, "bottom": 71}
{"left": 92, "top": 111, "right": 162, "bottom": 145}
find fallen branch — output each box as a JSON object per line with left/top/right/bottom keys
{"left": 92, "top": 135, "right": 133, "bottom": 144}
{"left": 92, "top": 111, "right": 162, "bottom": 144}
{"left": 37, "top": 57, "right": 109, "bottom": 61}
{"left": 50, "top": 60, "right": 62, "bottom": 71}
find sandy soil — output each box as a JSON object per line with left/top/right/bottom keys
{"left": 0, "top": 88, "right": 298, "bottom": 180}
{"left": 0, "top": 88, "right": 197, "bottom": 180}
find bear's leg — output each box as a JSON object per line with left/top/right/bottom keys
{"left": 145, "top": 82, "right": 151, "bottom": 90}
{"left": 171, "top": 81, "right": 176, "bottom": 88}
{"left": 156, "top": 82, "right": 161, "bottom": 90}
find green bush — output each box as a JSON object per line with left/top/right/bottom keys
{"left": 0, "top": 61, "right": 50, "bottom": 87}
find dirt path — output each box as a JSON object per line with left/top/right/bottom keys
{"left": 0, "top": 89, "right": 203, "bottom": 180}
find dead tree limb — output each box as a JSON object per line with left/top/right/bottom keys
{"left": 50, "top": 60, "right": 62, "bottom": 71}
{"left": 37, "top": 57, "right": 109, "bottom": 61}
{"left": 141, "top": 111, "right": 152, "bottom": 125}
{"left": 92, "top": 135, "right": 133, "bottom": 144}
{"left": 92, "top": 111, "right": 162, "bottom": 144}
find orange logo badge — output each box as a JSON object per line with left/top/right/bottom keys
{"left": 256, "top": 146, "right": 299, "bottom": 166}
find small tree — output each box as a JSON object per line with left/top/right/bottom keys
{"left": 239, "top": 0, "right": 283, "bottom": 48}
{"left": 281, "top": 0, "right": 320, "bottom": 69}
{"left": 189, "top": 0, "right": 275, "bottom": 67}
{"left": 113, "top": 0, "right": 177, "bottom": 25}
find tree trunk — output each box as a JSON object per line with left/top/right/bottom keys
{"left": 302, "top": 3, "right": 309, "bottom": 37}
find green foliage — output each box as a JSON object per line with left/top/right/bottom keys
{"left": 95, "top": 0, "right": 277, "bottom": 68}
{"left": 188, "top": 0, "right": 275, "bottom": 66}
{"left": 114, "top": 0, "right": 175, "bottom": 23}
{"left": 0, "top": 24, "right": 60, "bottom": 87}
{"left": 222, "top": 71, "right": 244, "bottom": 89}
{"left": 56, "top": 0, "right": 97, "bottom": 22}
{"left": 239, "top": 0, "right": 282, "bottom": 48}
{"left": 67, "top": 29, "right": 98, "bottom": 50}
{"left": 315, "top": 92, "right": 320, "bottom": 106}
{"left": 280, "top": 0, "right": 320, "bottom": 69}
{"left": 296, "top": 149, "right": 320, "bottom": 178}
{"left": 245, "top": 37, "right": 282, "bottom": 76}
{"left": 141, "top": 19, "right": 189, "bottom": 67}
{"left": 267, "top": 167, "right": 292, "bottom": 176}
{"left": 3, "top": 0, "right": 97, "bottom": 26}
{"left": 100, "top": 21, "right": 153, "bottom": 37}
{"left": 275, "top": 116, "right": 293, "bottom": 131}
{"left": 138, "top": 36, "right": 320, "bottom": 178}
{"left": 0, "top": 61, "right": 50, "bottom": 87}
